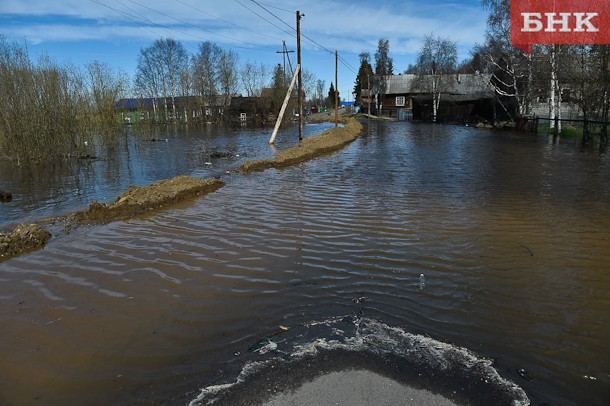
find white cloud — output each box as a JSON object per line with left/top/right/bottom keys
{"left": 1, "top": 0, "right": 486, "bottom": 50}
{"left": 0, "top": 0, "right": 488, "bottom": 85}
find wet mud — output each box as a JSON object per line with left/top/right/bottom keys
{"left": 0, "top": 223, "right": 51, "bottom": 258}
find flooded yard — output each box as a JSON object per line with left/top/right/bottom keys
{"left": 0, "top": 121, "right": 609, "bottom": 405}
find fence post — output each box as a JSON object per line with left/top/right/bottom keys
{"left": 554, "top": 115, "right": 559, "bottom": 137}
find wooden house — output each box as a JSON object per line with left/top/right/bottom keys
{"left": 362, "top": 73, "right": 495, "bottom": 122}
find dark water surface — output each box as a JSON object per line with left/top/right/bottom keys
{"left": 1, "top": 121, "right": 609, "bottom": 405}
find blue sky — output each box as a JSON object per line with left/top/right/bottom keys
{"left": 0, "top": 0, "right": 488, "bottom": 99}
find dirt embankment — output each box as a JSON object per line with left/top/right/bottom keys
{"left": 0, "top": 176, "right": 223, "bottom": 261}
{"left": 0, "top": 223, "right": 52, "bottom": 259}
{"left": 238, "top": 116, "right": 362, "bottom": 173}
{"left": 1, "top": 116, "right": 363, "bottom": 260}
{"left": 73, "top": 176, "right": 224, "bottom": 225}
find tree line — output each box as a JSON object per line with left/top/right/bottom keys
{"left": 0, "top": 36, "right": 334, "bottom": 162}
{"left": 133, "top": 38, "right": 337, "bottom": 123}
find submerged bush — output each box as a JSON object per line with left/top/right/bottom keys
{"left": 0, "top": 36, "right": 126, "bottom": 163}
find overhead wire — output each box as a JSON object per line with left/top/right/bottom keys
{"left": 90, "top": 0, "right": 170, "bottom": 38}
{"left": 247, "top": 0, "right": 358, "bottom": 75}
{"left": 125, "top": 0, "right": 275, "bottom": 51}
{"left": 174, "top": 0, "right": 280, "bottom": 43}
{"left": 233, "top": 0, "right": 296, "bottom": 39}
{"left": 96, "top": 0, "right": 359, "bottom": 87}
{"left": 254, "top": 1, "right": 293, "bottom": 14}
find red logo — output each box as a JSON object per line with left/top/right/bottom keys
{"left": 510, "top": 0, "right": 610, "bottom": 53}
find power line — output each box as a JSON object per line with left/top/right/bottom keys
{"left": 125, "top": 0, "right": 274, "bottom": 51}
{"left": 174, "top": 0, "right": 280, "bottom": 43}
{"left": 248, "top": 0, "right": 332, "bottom": 55}
{"left": 247, "top": 0, "right": 344, "bottom": 59}
{"left": 249, "top": 0, "right": 294, "bottom": 32}
{"left": 255, "top": 1, "right": 293, "bottom": 14}
{"left": 245, "top": 1, "right": 359, "bottom": 86}
{"left": 338, "top": 54, "right": 358, "bottom": 74}
{"left": 101, "top": 0, "right": 360, "bottom": 82}
{"left": 233, "top": 0, "right": 296, "bottom": 39}
{"left": 90, "top": 0, "right": 169, "bottom": 38}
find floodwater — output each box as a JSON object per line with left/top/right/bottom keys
{"left": 0, "top": 121, "right": 609, "bottom": 405}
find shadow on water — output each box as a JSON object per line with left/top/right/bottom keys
{"left": 0, "top": 121, "right": 609, "bottom": 405}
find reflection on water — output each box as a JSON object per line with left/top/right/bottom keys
{"left": 1, "top": 121, "right": 609, "bottom": 405}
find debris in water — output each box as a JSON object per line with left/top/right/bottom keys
{"left": 518, "top": 368, "right": 533, "bottom": 382}
{"left": 0, "top": 190, "right": 12, "bottom": 202}
{"left": 419, "top": 274, "right": 426, "bottom": 291}
{"left": 256, "top": 339, "right": 277, "bottom": 354}
{"left": 352, "top": 296, "right": 368, "bottom": 304}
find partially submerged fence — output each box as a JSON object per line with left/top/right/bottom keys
{"left": 518, "top": 115, "right": 609, "bottom": 148}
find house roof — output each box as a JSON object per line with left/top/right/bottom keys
{"left": 363, "top": 73, "right": 494, "bottom": 101}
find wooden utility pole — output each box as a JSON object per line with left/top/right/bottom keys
{"left": 334, "top": 50, "right": 339, "bottom": 127}
{"left": 297, "top": 10, "right": 303, "bottom": 142}
{"left": 275, "top": 40, "right": 294, "bottom": 85}
{"left": 367, "top": 73, "right": 371, "bottom": 116}
{"left": 269, "top": 65, "right": 300, "bottom": 145}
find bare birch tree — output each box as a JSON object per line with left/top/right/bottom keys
{"left": 315, "top": 79, "right": 326, "bottom": 107}
{"left": 415, "top": 33, "right": 457, "bottom": 122}
{"left": 192, "top": 41, "right": 222, "bottom": 119}
{"left": 301, "top": 68, "right": 317, "bottom": 103}
{"left": 241, "top": 62, "right": 269, "bottom": 97}
{"left": 134, "top": 38, "right": 188, "bottom": 122}
{"left": 374, "top": 38, "right": 393, "bottom": 113}
{"left": 478, "top": 0, "right": 532, "bottom": 119}
{"left": 217, "top": 49, "right": 239, "bottom": 117}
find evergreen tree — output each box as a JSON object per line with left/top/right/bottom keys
{"left": 328, "top": 82, "right": 339, "bottom": 107}
{"left": 270, "top": 64, "right": 286, "bottom": 112}
{"left": 353, "top": 52, "right": 373, "bottom": 106}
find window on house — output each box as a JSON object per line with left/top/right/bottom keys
{"left": 396, "top": 96, "right": 405, "bottom": 107}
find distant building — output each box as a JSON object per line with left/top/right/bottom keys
{"left": 115, "top": 95, "right": 233, "bottom": 124}
{"left": 362, "top": 73, "right": 496, "bottom": 122}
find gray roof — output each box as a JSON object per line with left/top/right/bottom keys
{"left": 364, "top": 73, "right": 494, "bottom": 101}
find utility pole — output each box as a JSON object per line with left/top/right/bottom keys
{"left": 275, "top": 40, "right": 294, "bottom": 86}
{"left": 367, "top": 73, "right": 371, "bottom": 116}
{"left": 297, "top": 10, "right": 303, "bottom": 142}
{"left": 335, "top": 50, "right": 339, "bottom": 127}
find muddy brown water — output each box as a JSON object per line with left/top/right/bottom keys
{"left": 1, "top": 121, "right": 609, "bottom": 405}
